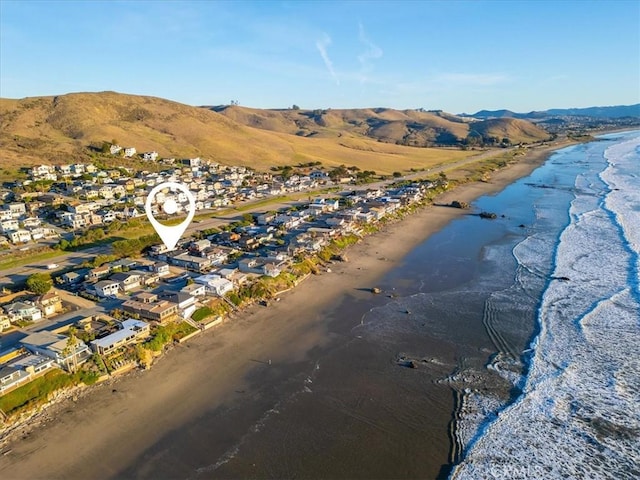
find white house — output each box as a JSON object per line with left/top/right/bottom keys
{"left": 181, "top": 283, "right": 206, "bottom": 297}
{"left": 94, "top": 279, "right": 120, "bottom": 298}
{"left": 142, "top": 151, "right": 159, "bottom": 161}
{"left": 22, "top": 217, "right": 41, "bottom": 228}
{"left": 123, "top": 147, "right": 137, "bottom": 158}
{"left": 5, "top": 203, "right": 27, "bottom": 218}
{"left": 0, "top": 366, "right": 30, "bottom": 394}
{"left": 110, "top": 272, "right": 141, "bottom": 292}
{"left": 90, "top": 319, "right": 150, "bottom": 355}
{"left": 9, "top": 229, "right": 32, "bottom": 244}
{"left": 153, "top": 261, "right": 170, "bottom": 276}
{"left": 157, "top": 291, "right": 196, "bottom": 319}
{"left": 101, "top": 210, "right": 117, "bottom": 223}
{"left": 0, "top": 219, "right": 19, "bottom": 233}
{"left": 31, "top": 165, "right": 55, "bottom": 178}
{"left": 194, "top": 274, "right": 234, "bottom": 296}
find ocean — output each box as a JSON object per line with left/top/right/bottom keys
{"left": 111, "top": 132, "right": 640, "bottom": 479}
{"left": 328, "top": 131, "right": 640, "bottom": 478}
{"left": 450, "top": 131, "right": 640, "bottom": 478}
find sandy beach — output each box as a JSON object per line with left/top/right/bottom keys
{"left": 0, "top": 141, "right": 572, "bottom": 480}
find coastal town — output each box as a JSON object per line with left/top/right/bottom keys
{"left": 0, "top": 144, "right": 447, "bottom": 418}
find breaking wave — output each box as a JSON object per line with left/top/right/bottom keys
{"left": 453, "top": 132, "right": 640, "bottom": 478}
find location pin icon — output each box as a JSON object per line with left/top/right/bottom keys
{"left": 145, "top": 181, "right": 196, "bottom": 251}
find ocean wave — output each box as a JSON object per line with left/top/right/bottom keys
{"left": 453, "top": 132, "right": 640, "bottom": 479}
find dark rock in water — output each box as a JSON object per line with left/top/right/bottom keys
{"left": 397, "top": 358, "right": 418, "bottom": 369}
{"left": 519, "top": 224, "right": 526, "bottom": 228}
{"left": 479, "top": 211, "right": 497, "bottom": 219}
{"left": 450, "top": 200, "right": 470, "bottom": 209}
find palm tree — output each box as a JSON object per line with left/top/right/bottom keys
{"left": 64, "top": 327, "right": 79, "bottom": 372}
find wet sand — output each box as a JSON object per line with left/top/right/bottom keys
{"left": 0, "top": 142, "right": 570, "bottom": 480}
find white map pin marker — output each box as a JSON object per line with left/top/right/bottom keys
{"left": 145, "top": 181, "right": 196, "bottom": 251}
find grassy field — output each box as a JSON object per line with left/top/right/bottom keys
{"left": 0, "top": 92, "right": 482, "bottom": 172}
{"left": 0, "top": 247, "right": 63, "bottom": 270}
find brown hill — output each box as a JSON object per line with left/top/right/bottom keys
{"left": 0, "top": 92, "right": 482, "bottom": 174}
{"left": 0, "top": 91, "right": 548, "bottom": 174}
{"left": 211, "top": 106, "right": 550, "bottom": 147}
{"left": 468, "top": 118, "right": 552, "bottom": 144}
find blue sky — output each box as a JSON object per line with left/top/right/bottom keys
{"left": 1, "top": 0, "right": 638, "bottom": 113}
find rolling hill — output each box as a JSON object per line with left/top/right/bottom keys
{"left": 210, "top": 105, "right": 550, "bottom": 147}
{"left": 0, "top": 91, "right": 549, "bottom": 173}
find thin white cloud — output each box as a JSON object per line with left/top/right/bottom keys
{"left": 316, "top": 33, "right": 339, "bottom": 85}
{"left": 357, "top": 22, "right": 383, "bottom": 83}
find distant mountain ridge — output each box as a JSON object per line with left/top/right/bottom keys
{"left": 470, "top": 104, "right": 640, "bottom": 119}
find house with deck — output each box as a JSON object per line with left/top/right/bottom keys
{"left": 194, "top": 274, "right": 234, "bottom": 296}
{"left": 21, "top": 331, "right": 91, "bottom": 370}
{"left": 121, "top": 293, "right": 179, "bottom": 323}
{"left": 3, "top": 301, "right": 43, "bottom": 322}
{"left": 89, "top": 319, "right": 150, "bottom": 355}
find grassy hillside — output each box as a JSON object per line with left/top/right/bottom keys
{"left": 211, "top": 105, "right": 550, "bottom": 147}
{"left": 0, "top": 92, "right": 481, "bottom": 174}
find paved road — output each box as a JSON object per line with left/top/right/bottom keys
{"left": 0, "top": 246, "right": 107, "bottom": 287}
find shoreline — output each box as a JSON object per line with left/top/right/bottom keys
{"left": 0, "top": 140, "right": 573, "bottom": 479}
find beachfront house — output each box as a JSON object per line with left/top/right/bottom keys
{"left": 157, "top": 291, "right": 196, "bottom": 319}
{"left": 0, "top": 366, "right": 30, "bottom": 394}
{"left": 181, "top": 283, "right": 206, "bottom": 297}
{"left": 194, "top": 274, "right": 234, "bottom": 296}
{"left": 89, "top": 319, "right": 150, "bottom": 355}
{"left": 20, "top": 331, "right": 91, "bottom": 370}
{"left": 1, "top": 353, "right": 57, "bottom": 393}
{"left": 121, "top": 294, "right": 179, "bottom": 323}
{"left": 238, "top": 257, "right": 281, "bottom": 277}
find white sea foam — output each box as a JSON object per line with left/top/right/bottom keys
{"left": 453, "top": 132, "right": 640, "bottom": 479}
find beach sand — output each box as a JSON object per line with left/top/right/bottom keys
{"left": 0, "top": 142, "right": 570, "bottom": 480}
